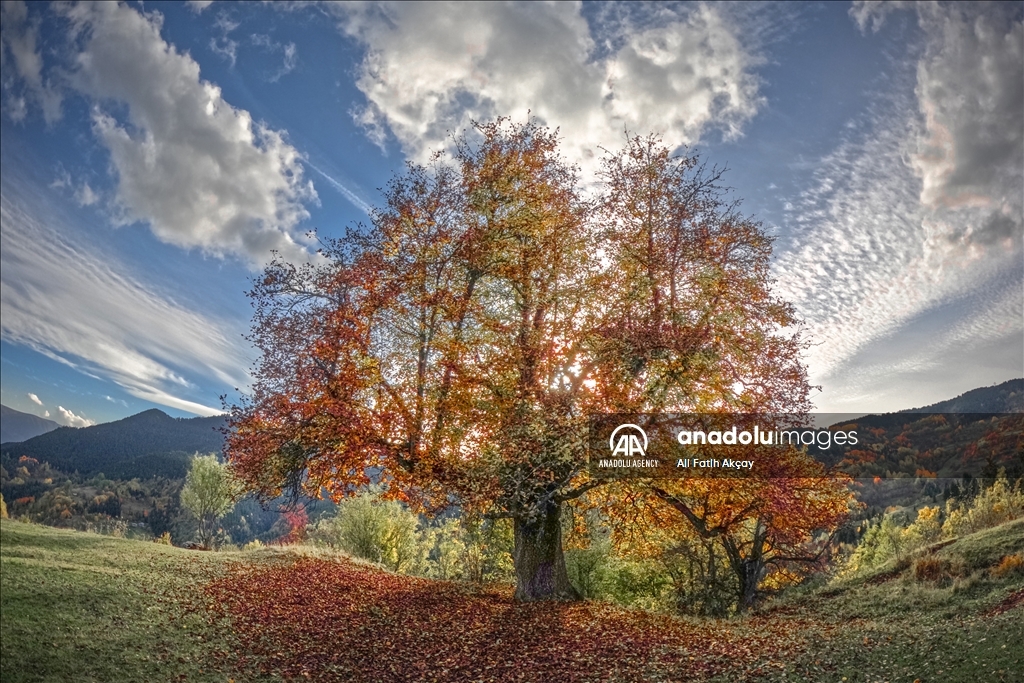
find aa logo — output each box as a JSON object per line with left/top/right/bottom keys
{"left": 609, "top": 423, "right": 648, "bottom": 457}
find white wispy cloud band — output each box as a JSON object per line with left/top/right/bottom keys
{"left": 0, "top": 188, "right": 250, "bottom": 417}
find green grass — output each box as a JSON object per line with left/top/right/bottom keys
{"left": 0, "top": 519, "right": 272, "bottom": 683}
{"left": 734, "top": 519, "right": 1024, "bottom": 682}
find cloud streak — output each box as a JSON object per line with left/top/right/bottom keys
{"left": 0, "top": 187, "right": 251, "bottom": 417}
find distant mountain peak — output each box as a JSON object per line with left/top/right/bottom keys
{"left": 0, "top": 407, "right": 227, "bottom": 479}
{"left": 1, "top": 404, "right": 61, "bottom": 444}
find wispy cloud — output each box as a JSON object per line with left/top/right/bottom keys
{"left": 252, "top": 34, "right": 299, "bottom": 82}
{"left": 773, "top": 3, "right": 1023, "bottom": 409}
{"left": 0, "top": 1, "right": 62, "bottom": 123}
{"left": 27, "top": 392, "right": 42, "bottom": 406}
{"left": 0, "top": 188, "right": 251, "bottom": 417}
{"left": 209, "top": 12, "right": 240, "bottom": 66}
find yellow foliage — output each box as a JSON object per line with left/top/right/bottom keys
{"left": 993, "top": 553, "right": 1023, "bottom": 577}
{"left": 942, "top": 470, "right": 1024, "bottom": 538}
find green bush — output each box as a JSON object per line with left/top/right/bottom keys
{"left": 312, "top": 490, "right": 427, "bottom": 574}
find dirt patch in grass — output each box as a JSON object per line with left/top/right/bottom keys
{"left": 985, "top": 588, "right": 1024, "bottom": 617}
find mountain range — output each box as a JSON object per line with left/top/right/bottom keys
{"left": 899, "top": 378, "right": 1024, "bottom": 413}
{"left": 0, "top": 408, "right": 226, "bottom": 480}
{"left": 0, "top": 379, "right": 1020, "bottom": 481}
{"left": 1, "top": 404, "right": 60, "bottom": 444}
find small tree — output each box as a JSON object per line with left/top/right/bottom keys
{"left": 180, "top": 453, "right": 238, "bottom": 548}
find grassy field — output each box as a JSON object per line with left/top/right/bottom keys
{"left": 0, "top": 520, "right": 271, "bottom": 683}
{"left": 2, "top": 518, "right": 1022, "bottom": 682}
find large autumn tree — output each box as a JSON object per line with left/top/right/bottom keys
{"left": 226, "top": 121, "right": 838, "bottom": 601}
{"left": 593, "top": 137, "right": 850, "bottom": 611}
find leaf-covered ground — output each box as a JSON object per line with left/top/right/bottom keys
{"left": 204, "top": 523, "right": 1024, "bottom": 683}
{"left": 204, "top": 555, "right": 817, "bottom": 682}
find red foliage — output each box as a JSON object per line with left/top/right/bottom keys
{"left": 204, "top": 557, "right": 812, "bottom": 682}
{"left": 280, "top": 505, "right": 308, "bottom": 545}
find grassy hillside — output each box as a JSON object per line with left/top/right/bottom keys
{"left": 749, "top": 519, "right": 1024, "bottom": 682}
{"left": 0, "top": 520, "right": 271, "bottom": 683}
{"left": 2, "top": 519, "right": 1021, "bottom": 682}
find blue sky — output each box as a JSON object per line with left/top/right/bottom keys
{"left": 1, "top": 1, "right": 1021, "bottom": 427}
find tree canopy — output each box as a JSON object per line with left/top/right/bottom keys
{"left": 226, "top": 119, "right": 846, "bottom": 602}
{"left": 181, "top": 453, "right": 238, "bottom": 548}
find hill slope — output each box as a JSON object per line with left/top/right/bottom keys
{"left": 2, "top": 519, "right": 1020, "bottom": 683}
{"left": 901, "top": 378, "right": 1024, "bottom": 413}
{"left": 0, "top": 404, "right": 59, "bottom": 444}
{"left": 0, "top": 409, "right": 226, "bottom": 479}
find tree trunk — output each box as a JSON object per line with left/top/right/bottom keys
{"left": 736, "top": 558, "right": 762, "bottom": 612}
{"left": 512, "top": 504, "right": 580, "bottom": 601}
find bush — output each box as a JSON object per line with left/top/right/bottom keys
{"left": 912, "top": 557, "right": 945, "bottom": 582}
{"left": 992, "top": 553, "right": 1024, "bottom": 578}
{"left": 314, "top": 490, "right": 428, "bottom": 574}
{"left": 0, "top": 492, "right": 7, "bottom": 519}
{"left": 153, "top": 531, "right": 172, "bottom": 545}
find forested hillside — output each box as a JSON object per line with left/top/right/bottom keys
{"left": 0, "top": 409, "right": 226, "bottom": 479}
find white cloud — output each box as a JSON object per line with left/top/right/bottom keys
{"left": 43, "top": 410, "right": 50, "bottom": 418}
{"left": 0, "top": 188, "right": 250, "bottom": 417}
{"left": 56, "top": 2, "right": 317, "bottom": 265}
{"left": 334, "top": 2, "right": 763, "bottom": 175}
{"left": 272, "top": 42, "right": 298, "bottom": 82}
{"left": 73, "top": 182, "right": 99, "bottom": 207}
{"left": 773, "top": 3, "right": 1023, "bottom": 410}
{"left": 0, "top": 1, "right": 62, "bottom": 123}
{"left": 50, "top": 167, "right": 100, "bottom": 207}
{"left": 187, "top": 1, "right": 215, "bottom": 15}
{"left": 209, "top": 12, "right": 240, "bottom": 66}
{"left": 251, "top": 34, "right": 298, "bottom": 82}
{"left": 27, "top": 392, "right": 42, "bottom": 406}
{"left": 910, "top": 4, "right": 1023, "bottom": 214}
{"left": 57, "top": 405, "right": 95, "bottom": 428}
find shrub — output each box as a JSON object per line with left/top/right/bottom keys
{"left": 992, "top": 553, "right": 1024, "bottom": 578}
{"left": 912, "top": 557, "right": 946, "bottom": 582}
{"left": 243, "top": 539, "right": 264, "bottom": 551}
{"left": 317, "top": 490, "right": 428, "bottom": 574}
{"left": 0, "top": 493, "right": 7, "bottom": 519}
{"left": 153, "top": 531, "right": 173, "bottom": 545}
